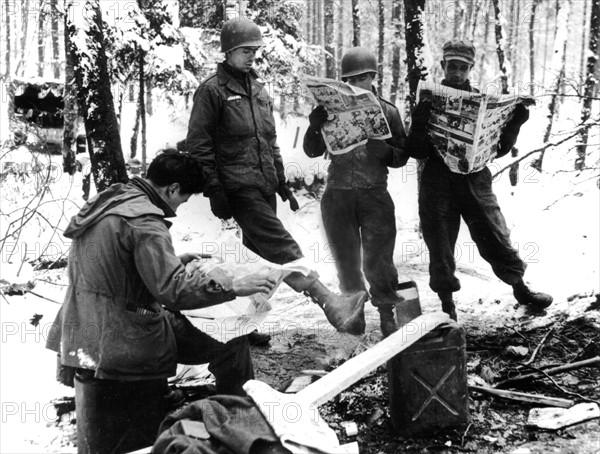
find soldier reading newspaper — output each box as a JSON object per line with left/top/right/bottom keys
{"left": 304, "top": 75, "right": 392, "bottom": 155}
{"left": 416, "top": 80, "right": 535, "bottom": 174}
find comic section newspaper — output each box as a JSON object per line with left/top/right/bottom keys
{"left": 304, "top": 75, "right": 392, "bottom": 155}
{"left": 416, "top": 81, "right": 532, "bottom": 174}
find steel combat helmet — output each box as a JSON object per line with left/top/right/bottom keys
{"left": 220, "top": 19, "right": 265, "bottom": 52}
{"left": 341, "top": 47, "right": 378, "bottom": 78}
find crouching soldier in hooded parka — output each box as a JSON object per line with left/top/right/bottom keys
{"left": 303, "top": 47, "right": 409, "bottom": 337}
{"left": 46, "top": 150, "right": 279, "bottom": 454}
{"left": 405, "top": 39, "right": 553, "bottom": 321}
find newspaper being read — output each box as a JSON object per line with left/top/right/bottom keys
{"left": 417, "top": 81, "right": 534, "bottom": 174}
{"left": 304, "top": 75, "right": 392, "bottom": 155}
{"left": 181, "top": 254, "right": 312, "bottom": 343}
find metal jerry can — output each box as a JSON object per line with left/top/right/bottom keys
{"left": 387, "top": 318, "right": 469, "bottom": 435}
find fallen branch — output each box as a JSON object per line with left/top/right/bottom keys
{"left": 492, "top": 126, "right": 589, "bottom": 178}
{"left": 496, "top": 356, "right": 600, "bottom": 387}
{"left": 469, "top": 385, "right": 574, "bottom": 408}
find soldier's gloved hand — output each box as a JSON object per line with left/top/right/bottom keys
{"left": 410, "top": 100, "right": 432, "bottom": 133}
{"left": 277, "top": 182, "right": 299, "bottom": 211}
{"left": 366, "top": 138, "right": 392, "bottom": 161}
{"left": 509, "top": 103, "right": 530, "bottom": 127}
{"left": 308, "top": 106, "right": 329, "bottom": 131}
{"left": 209, "top": 190, "right": 233, "bottom": 220}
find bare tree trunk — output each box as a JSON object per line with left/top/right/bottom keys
{"left": 352, "top": 0, "right": 360, "bottom": 47}
{"left": 529, "top": 0, "right": 539, "bottom": 96}
{"left": 377, "top": 0, "right": 385, "bottom": 95}
{"left": 38, "top": 0, "right": 45, "bottom": 77}
{"left": 324, "top": 0, "right": 336, "bottom": 78}
{"left": 305, "top": 0, "right": 312, "bottom": 44}
{"left": 51, "top": 2, "right": 61, "bottom": 79}
{"left": 580, "top": 0, "right": 590, "bottom": 87}
{"left": 511, "top": 1, "right": 520, "bottom": 86}
{"left": 336, "top": 0, "right": 344, "bottom": 76}
{"left": 145, "top": 80, "right": 153, "bottom": 116}
{"left": 404, "top": 0, "right": 427, "bottom": 109}
{"left": 542, "top": 1, "right": 553, "bottom": 88}
{"left": 62, "top": 2, "right": 77, "bottom": 174}
{"left": 453, "top": 0, "right": 461, "bottom": 38}
{"left": 470, "top": 0, "right": 481, "bottom": 40}
{"left": 479, "top": 0, "right": 491, "bottom": 87}
{"left": 139, "top": 53, "right": 147, "bottom": 174}
{"left": 4, "top": 0, "right": 11, "bottom": 78}
{"left": 492, "top": 0, "right": 509, "bottom": 94}
{"left": 130, "top": 100, "right": 141, "bottom": 159}
{"left": 17, "top": 0, "right": 30, "bottom": 76}
{"left": 311, "top": 0, "right": 317, "bottom": 44}
{"left": 575, "top": 0, "right": 599, "bottom": 170}
{"left": 533, "top": 0, "right": 571, "bottom": 172}
{"left": 390, "top": 0, "right": 402, "bottom": 104}
{"left": 68, "top": 0, "right": 127, "bottom": 190}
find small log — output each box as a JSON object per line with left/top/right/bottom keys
{"left": 497, "top": 356, "right": 600, "bottom": 387}
{"left": 469, "top": 385, "right": 574, "bottom": 408}
{"left": 527, "top": 403, "right": 600, "bottom": 430}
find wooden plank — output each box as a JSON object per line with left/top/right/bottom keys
{"left": 527, "top": 403, "right": 600, "bottom": 430}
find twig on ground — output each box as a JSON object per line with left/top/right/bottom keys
{"left": 469, "top": 385, "right": 574, "bottom": 408}
{"left": 523, "top": 328, "right": 554, "bottom": 366}
{"left": 523, "top": 365, "right": 600, "bottom": 405}
{"left": 460, "top": 422, "right": 472, "bottom": 447}
{"left": 496, "top": 356, "right": 600, "bottom": 388}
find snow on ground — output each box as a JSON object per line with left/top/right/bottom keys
{"left": 0, "top": 94, "right": 598, "bottom": 452}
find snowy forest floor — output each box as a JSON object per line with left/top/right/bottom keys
{"left": 1, "top": 101, "right": 599, "bottom": 453}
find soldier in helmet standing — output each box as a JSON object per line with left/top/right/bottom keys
{"left": 406, "top": 39, "right": 553, "bottom": 321}
{"left": 303, "top": 47, "right": 409, "bottom": 338}
{"left": 187, "top": 19, "right": 368, "bottom": 336}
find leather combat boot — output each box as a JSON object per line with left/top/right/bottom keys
{"left": 513, "top": 281, "right": 553, "bottom": 310}
{"left": 378, "top": 305, "right": 398, "bottom": 338}
{"left": 438, "top": 291, "right": 458, "bottom": 321}
{"left": 305, "top": 280, "right": 367, "bottom": 335}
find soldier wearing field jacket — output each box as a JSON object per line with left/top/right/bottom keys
{"left": 405, "top": 39, "right": 553, "bottom": 321}
{"left": 186, "top": 19, "right": 368, "bottom": 336}
{"left": 303, "top": 47, "right": 409, "bottom": 338}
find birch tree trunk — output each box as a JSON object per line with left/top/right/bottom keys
{"left": 390, "top": 0, "right": 402, "bottom": 104}
{"left": 352, "top": 0, "right": 361, "bottom": 47}
{"left": 68, "top": 0, "right": 127, "bottom": 190}
{"left": 324, "top": 0, "right": 336, "bottom": 79}
{"left": 533, "top": 0, "right": 571, "bottom": 172}
{"left": 575, "top": 0, "right": 599, "bottom": 170}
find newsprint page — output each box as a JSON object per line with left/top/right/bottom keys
{"left": 417, "top": 81, "right": 535, "bottom": 174}
{"left": 304, "top": 75, "right": 392, "bottom": 155}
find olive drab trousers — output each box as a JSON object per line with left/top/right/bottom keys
{"left": 419, "top": 158, "right": 527, "bottom": 293}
